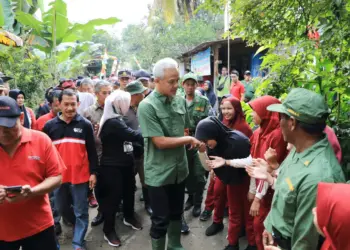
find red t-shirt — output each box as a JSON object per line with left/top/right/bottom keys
{"left": 0, "top": 128, "right": 65, "bottom": 241}
{"left": 35, "top": 111, "right": 55, "bottom": 131}
{"left": 230, "top": 81, "right": 245, "bottom": 100}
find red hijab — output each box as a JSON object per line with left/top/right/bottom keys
{"left": 317, "top": 183, "right": 350, "bottom": 250}
{"left": 249, "top": 96, "right": 287, "bottom": 162}
{"left": 222, "top": 97, "right": 252, "bottom": 138}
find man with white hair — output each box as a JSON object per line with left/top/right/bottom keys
{"left": 80, "top": 78, "right": 94, "bottom": 94}
{"left": 138, "top": 58, "right": 203, "bottom": 250}
{"left": 83, "top": 80, "right": 112, "bottom": 225}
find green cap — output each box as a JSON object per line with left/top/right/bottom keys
{"left": 267, "top": 88, "right": 330, "bottom": 124}
{"left": 125, "top": 80, "right": 147, "bottom": 95}
{"left": 183, "top": 73, "right": 198, "bottom": 83}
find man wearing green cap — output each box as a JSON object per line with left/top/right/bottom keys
{"left": 124, "top": 81, "right": 153, "bottom": 216}
{"left": 262, "top": 88, "right": 345, "bottom": 250}
{"left": 138, "top": 58, "right": 202, "bottom": 250}
{"left": 180, "top": 73, "right": 210, "bottom": 231}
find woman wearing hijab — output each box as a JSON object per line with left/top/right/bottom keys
{"left": 196, "top": 117, "right": 256, "bottom": 250}
{"left": 247, "top": 96, "right": 288, "bottom": 250}
{"left": 222, "top": 97, "right": 253, "bottom": 137}
{"left": 96, "top": 90, "right": 143, "bottom": 247}
{"left": 203, "top": 80, "right": 217, "bottom": 108}
{"left": 266, "top": 182, "right": 350, "bottom": 250}
{"left": 218, "top": 94, "right": 232, "bottom": 121}
{"left": 9, "top": 89, "right": 36, "bottom": 129}
{"left": 200, "top": 97, "right": 252, "bottom": 225}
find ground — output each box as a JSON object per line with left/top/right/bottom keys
{"left": 60, "top": 180, "right": 248, "bottom": 250}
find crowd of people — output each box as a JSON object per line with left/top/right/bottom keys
{"left": 0, "top": 57, "right": 349, "bottom": 250}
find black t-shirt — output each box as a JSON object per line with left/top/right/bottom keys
{"left": 208, "top": 130, "right": 251, "bottom": 185}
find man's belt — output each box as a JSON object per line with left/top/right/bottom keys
{"left": 272, "top": 227, "right": 291, "bottom": 250}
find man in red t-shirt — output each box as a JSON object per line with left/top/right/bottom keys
{"left": 36, "top": 89, "right": 62, "bottom": 131}
{"left": 0, "top": 96, "right": 64, "bottom": 250}
{"left": 229, "top": 70, "right": 245, "bottom": 101}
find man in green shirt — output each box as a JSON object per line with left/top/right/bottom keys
{"left": 215, "top": 66, "right": 231, "bottom": 102}
{"left": 263, "top": 88, "right": 345, "bottom": 250}
{"left": 242, "top": 70, "right": 255, "bottom": 102}
{"left": 138, "top": 58, "right": 203, "bottom": 250}
{"left": 180, "top": 73, "right": 211, "bottom": 233}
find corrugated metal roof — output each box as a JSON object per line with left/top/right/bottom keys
{"left": 180, "top": 38, "right": 244, "bottom": 58}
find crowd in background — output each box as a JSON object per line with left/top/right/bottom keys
{"left": 0, "top": 57, "right": 349, "bottom": 250}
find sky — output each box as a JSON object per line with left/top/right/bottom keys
{"left": 44, "top": 0, "right": 154, "bottom": 35}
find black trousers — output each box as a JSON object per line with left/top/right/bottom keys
{"left": 0, "top": 226, "right": 57, "bottom": 250}
{"left": 95, "top": 165, "right": 135, "bottom": 234}
{"left": 148, "top": 181, "right": 186, "bottom": 239}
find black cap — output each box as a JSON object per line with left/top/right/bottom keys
{"left": 0, "top": 72, "right": 13, "bottom": 82}
{"left": 0, "top": 96, "right": 21, "bottom": 128}
{"left": 118, "top": 70, "right": 132, "bottom": 78}
{"left": 244, "top": 70, "right": 251, "bottom": 75}
{"left": 135, "top": 70, "right": 151, "bottom": 80}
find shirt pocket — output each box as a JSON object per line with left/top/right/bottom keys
{"left": 280, "top": 186, "right": 296, "bottom": 225}
{"left": 157, "top": 111, "right": 171, "bottom": 136}
{"left": 171, "top": 106, "right": 186, "bottom": 136}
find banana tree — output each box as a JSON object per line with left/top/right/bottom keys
{"left": 0, "top": 0, "right": 41, "bottom": 34}
{"left": 16, "top": 0, "right": 119, "bottom": 56}
{"left": 15, "top": 0, "right": 119, "bottom": 82}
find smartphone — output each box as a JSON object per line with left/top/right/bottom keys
{"left": 5, "top": 186, "right": 22, "bottom": 193}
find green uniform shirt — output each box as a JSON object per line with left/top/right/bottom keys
{"left": 184, "top": 94, "right": 210, "bottom": 134}
{"left": 138, "top": 90, "right": 190, "bottom": 187}
{"left": 215, "top": 75, "right": 231, "bottom": 98}
{"left": 264, "top": 136, "right": 345, "bottom": 250}
{"left": 242, "top": 80, "right": 255, "bottom": 101}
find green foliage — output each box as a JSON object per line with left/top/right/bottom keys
{"left": 241, "top": 101, "right": 254, "bottom": 127}
{"left": 0, "top": 45, "right": 51, "bottom": 107}
{"left": 0, "top": 0, "right": 39, "bottom": 34}
{"left": 15, "top": 0, "right": 119, "bottom": 55}
{"left": 120, "top": 13, "right": 223, "bottom": 70}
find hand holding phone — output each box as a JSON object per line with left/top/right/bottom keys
{"left": 5, "top": 186, "right": 22, "bottom": 198}
{"left": 5, "top": 185, "right": 32, "bottom": 203}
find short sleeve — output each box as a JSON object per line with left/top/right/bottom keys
{"left": 138, "top": 101, "right": 164, "bottom": 138}
{"left": 43, "top": 135, "right": 65, "bottom": 178}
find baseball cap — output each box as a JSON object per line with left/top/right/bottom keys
{"left": 183, "top": 73, "right": 198, "bottom": 83}
{"left": 244, "top": 70, "right": 251, "bottom": 75}
{"left": 135, "top": 70, "right": 151, "bottom": 81}
{"left": 0, "top": 96, "right": 21, "bottom": 128}
{"left": 125, "top": 81, "right": 147, "bottom": 95}
{"left": 0, "top": 72, "right": 13, "bottom": 82}
{"left": 267, "top": 88, "right": 330, "bottom": 124}
{"left": 118, "top": 70, "right": 132, "bottom": 78}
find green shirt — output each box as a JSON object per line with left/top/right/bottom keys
{"left": 264, "top": 136, "right": 345, "bottom": 250}
{"left": 184, "top": 94, "right": 210, "bottom": 133}
{"left": 242, "top": 80, "right": 255, "bottom": 101}
{"left": 138, "top": 90, "right": 190, "bottom": 187}
{"left": 215, "top": 75, "right": 231, "bottom": 98}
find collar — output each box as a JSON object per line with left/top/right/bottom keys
{"left": 290, "top": 134, "right": 329, "bottom": 166}
{"left": 20, "top": 127, "right": 32, "bottom": 143}
{"left": 153, "top": 90, "right": 173, "bottom": 104}
{"left": 49, "top": 110, "right": 56, "bottom": 118}
{"left": 94, "top": 101, "right": 104, "bottom": 111}
{"left": 55, "top": 113, "right": 82, "bottom": 124}
{"left": 231, "top": 81, "right": 241, "bottom": 86}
